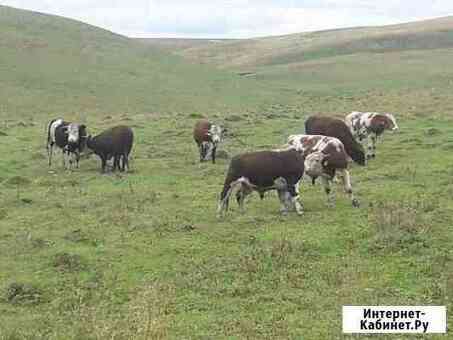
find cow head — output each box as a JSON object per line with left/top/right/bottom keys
{"left": 304, "top": 152, "right": 329, "bottom": 179}
{"left": 384, "top": 113, "right": 399, "bottom": 131}
{"left": 207, "top": 124, "right": 225, "bottom": 145}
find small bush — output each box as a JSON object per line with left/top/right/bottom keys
{"left": 368, "top": 200, "right": 431, "bottom": 252}
{"left": 5, "top": 282, "right": 44, "bottom": 305}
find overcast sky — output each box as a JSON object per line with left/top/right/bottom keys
{"left": 2, "top": 1, "right": 453, "bottom": 38}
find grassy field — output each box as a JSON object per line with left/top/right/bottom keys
{"left": 1, "top": 5, "right": 453, "bottom": 339}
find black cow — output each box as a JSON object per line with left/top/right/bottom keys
{"left": 86, "top": 125, "right": 134, "bottom": 173}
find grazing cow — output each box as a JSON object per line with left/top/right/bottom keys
{"left": 46, "top": 118, "right": 87, "bottom": 169}
{"left": 193, "top": 120, "right": 226, "bottom": 163}
{"left": 287, "top": 134, "right": 359, "bottom": 207}
{"left": 345, "top": 111, "right": 399, "bottom": 159}
{"left": 217, "top": 149, "right": 305, "bottom": 217}
{"left": 86, "top": 125, "right": 134, "bottom": 173}
{"left": 305, "top": 115, "right": 366, "bottom": 166}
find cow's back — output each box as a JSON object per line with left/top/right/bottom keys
{"left": 232, "top": 150, "right": 304, "bottom": 187}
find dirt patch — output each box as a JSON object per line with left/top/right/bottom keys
{"left": 53, "top": 252, "right": 86, "bottom": 272}
{"left": 5, "top": 282, "right": 44, "bottom": 305}
{"left": 424, "top": 127, "right": 441, "bottom": 136}
{"left": 225, "top": 114, "right": 244, "bottom": 122}
{"left": 64, "top": 229, "right": 90, "bottom": 243}
{"left": 31, "top": 152, "right": 46, "bottom": 160}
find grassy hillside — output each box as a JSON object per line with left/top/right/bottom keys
{"left": 0, "top": 5, "right": 453, "bottom": 339}
{"left": 0, "top": 5, "right": 280, "bottom": 122}
{"left": 179, "top": 16, "right": 453, "bottom": 69}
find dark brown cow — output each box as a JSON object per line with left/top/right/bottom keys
{"left": 86, "top": 125, "right": 134, "bottom": 173}
{"left": 305, "top": 115, "right": 366, "bottom": 166}
{"left": 193, "top": 120, "right": 225, "bottom": 163}
{"left": 217, "top": 149, "right": 305, "bottom": 217}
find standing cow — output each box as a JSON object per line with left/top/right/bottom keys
{"left": 193, "top": 120, "right": 226, "bottom": 164}
{"left": 345, "top": 111, "right": 399, "bottom": 160}
{"left": 217, "top": 149, "right": 305, "bottom": 217}
{"left": 287, "top": 134, "right": 359, "bottom": 207}
{"left": 305, "top": 115, "right": 366, "bottom": 166}
{"left": 86, "top": 125, "right": 134, "bottom": 173}
{"left": 46, "top": 118, "right": 87, "bottom": 169}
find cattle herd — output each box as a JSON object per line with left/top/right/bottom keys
{"left": 46, "top": 111, "right": 398, "bottom": 217}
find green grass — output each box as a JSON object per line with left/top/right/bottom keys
{"left": 1, "top": 5, "right": 453, "bottom": 339}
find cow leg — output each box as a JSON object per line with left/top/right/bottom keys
{"left": 198, "top": 144, "right": 204, "bottom": 162}
{"left": 371, "top": 134, "right": 377, "bottom": 158}
{"left": 338, "top": 169, "right": 360, "bottom": 207}
{"left": 236, "top": 183, "right": 252, "bottom": 213}
{"left": 287, "top": 182, "right": 304, "bottom": 216}
{"left": 101, "top": 155, "right": 107, "bottom": 173}
{"left": 48, "top": 144, "right": 53, "bottom": 167}
{"left": 113, "top": 155, "right": 120, "bottom": 172}
{"left": 62, "top": 149, "right": 67, "bottom": 169}
{"left": 211, "top": 146, "right": 217, "bottom": 164}
{"left": 123, "top": 155, "right": 130, "bottom": 172}
{"left": 366, "top": 135, "right": 373, "bottom": 160}
{"left": 321, "top": 176, "right": 335, "bottom": 207}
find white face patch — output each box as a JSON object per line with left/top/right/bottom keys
{"left": 67, "top": 123, "right": 80, "bottom": 143}
{"left": 209, "top": 125, "right": 223, "bottom": 144}
{"left": 304, "top": 152, "right": 325, "bottom": 178}
{"left": 385, "top": 113, "right": 399, "bottom": 130}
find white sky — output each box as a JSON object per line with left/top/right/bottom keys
{"left": 2, "top": 0, "right": 453, "bottom": 38}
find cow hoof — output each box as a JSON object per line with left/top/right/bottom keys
{"left": 352, "top": 199, "right": 360, "bottom": 208}
{"left": 371, "top": 154, "right": 376, "bottom": 159}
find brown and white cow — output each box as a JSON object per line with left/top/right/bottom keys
{"left": 287, "top": 134, "right": 359, "bottom": 207}
{"left": 345, "top": 111, "right": 399, "bottom": 160}
{"left": 193, "top": 120, "right": 226, "bottom": 164}
{"left": 217, "top": 149, "right": 305, "bottom": 217}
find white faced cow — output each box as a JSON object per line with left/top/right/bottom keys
{"left": 345, "top": 111, "right": 399, "bottom": 160}
{"left": 217, "top": 149, "right": 305, "bottom": 217}
{"left": 287, "top": 134, "right": 359, "bottom": 208}
{"left": 193, "top": 120, "right": 226, "bottom": 164}
{"left": 46, "top": 118, "right": 87, "bottom": 169}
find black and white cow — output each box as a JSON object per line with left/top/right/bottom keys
{"left": 217, "top": 149, "right": 305, "bottom": 217}
{"left": 46, "top": 118, "right": 87, "bottom": 169}
{"left": 345, "top": 111, "right": 399, "bottom": 160}
{"left": 287, "top": 134, "right": 359, "bottom": 207}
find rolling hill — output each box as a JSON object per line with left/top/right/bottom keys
{"left": 0, "top": 5, "right": 277, "bottom": 122}
{"left": 167, "top": 16, "right": 453, "bottom": 69}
